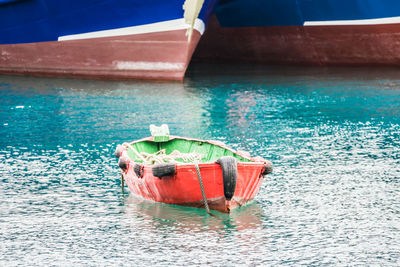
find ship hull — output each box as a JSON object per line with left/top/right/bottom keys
{"left": 194, "top": 16, "right": 400, "bottom": 66}
{"left": 193, "top": 0, "right": 400, "bottom": 66}
{"left": 0, "top": 29, "right": 201, "bottom": 80}
{"left": 0, "top": 0, "right": 215, "bottom": 80}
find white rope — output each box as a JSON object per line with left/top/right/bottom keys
{"left": 124, "top": 144, "right": 203, "bottom": 165}
{"left": 123, "top": 143, "right": 146, "bottom": 162}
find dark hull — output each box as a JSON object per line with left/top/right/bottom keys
{"left": 194, "top": 16, "right": 400, "bottom": 66}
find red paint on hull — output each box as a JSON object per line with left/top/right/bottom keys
{"left": 123, "top": 162, "right": 266, "bottom": 213}
{"left": 119, "top": 136, "right": 270, "bottom": 213}
{"left": 193, "top": 16, "right": 400, "bottom": 66}
{"left": 0, "top": 29, "right": 201, "bottom": 81}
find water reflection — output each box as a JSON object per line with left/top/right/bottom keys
{"left": 123, "top": 195, "right": 263, "bottom": 233}
{"left": 2, "top": 66, "right": 400, "bottom": 150}
{"left": 0, "top": 75, "right": 212, "bottom": 147}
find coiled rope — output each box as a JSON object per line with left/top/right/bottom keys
{"left": 123, "top": 143, "right": 203, "bottom": 165}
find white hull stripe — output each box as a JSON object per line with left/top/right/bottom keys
{"left": 114, "top": 61, "right": 185, "bottom": 71}
{"left": 58, "top": 18, "right": 205, "bottom": 41}
{"left": 304, "top": 16, "right": 400, "bottom": 26}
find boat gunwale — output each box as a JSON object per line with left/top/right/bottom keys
{"left": 127, "top": 135, "right": 267, "bottom": 164}
{"left": 139, "top": 161, "right": 266, "bottom": 170}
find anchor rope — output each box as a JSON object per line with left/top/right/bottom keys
{"left": 195, "top": 163, "right": 211, "bottom": 215}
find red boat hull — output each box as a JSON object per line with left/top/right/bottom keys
{"left": 123, "top": 161, "right": 266, "bottom": 213}
{"left": 0, "top": 29, "right": 200, "bottom": 81}
{"left": 193, "top": 16, "right": 400, "bottom": 66}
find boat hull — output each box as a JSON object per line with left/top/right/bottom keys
{"left": 194, "top": 0, "right": 400, "bottom": 66}
{"left": 194, "top": 16, "right": 400, "bottom": 66}
{"left": 0, "top": 29, "right": 201, "bottom": 80}
{"left": 123, "top": 161, "right": 266, "bottom": 213}
{"left": 0, "top": 0, "right": 215, "bottom": 80}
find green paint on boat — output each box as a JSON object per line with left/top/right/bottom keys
{"left": 126, "top": 138, "right": 251, "bottom": 164}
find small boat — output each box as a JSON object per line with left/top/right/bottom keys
{"left": 115, "top": 125, "right": 273, "bottom": 213}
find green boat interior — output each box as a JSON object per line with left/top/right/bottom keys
{"left": 126, "top": 138, "right": 251, "bottom": 164}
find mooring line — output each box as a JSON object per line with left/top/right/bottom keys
{"left": 121, "top": 173, "right": 125, "bottom": 195}
{"left": 194, "top": 163, "right": 212, "bottom": 215}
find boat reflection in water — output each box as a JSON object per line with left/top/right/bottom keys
{"left": 123, "top": 194, "right": 264, "bottom": 232}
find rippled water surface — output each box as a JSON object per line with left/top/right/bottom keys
{"left": 1, "top": 64, "right": 400, "bottom": 266}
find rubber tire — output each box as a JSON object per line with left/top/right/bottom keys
{"left": 152, "top": 163, "right": 176, "bottom": 178}
{"left": 118, "top": 156, "right": 129, "bottom": 171}
{"left": 216, "top": 156, "right": 238, "bottom": 201}
{"left": 262, "top": 160, "right": 273, "bottom": 175}
{"left": 134, "top": 163, "right": 144, "bottom": 178}
{"left": 114, "top": 144, "right": 125, "bottom": 158}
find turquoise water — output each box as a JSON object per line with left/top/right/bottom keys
{"left": 1, "top": 64, "right": 400, "bottom": 266}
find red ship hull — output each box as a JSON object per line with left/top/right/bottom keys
{"left": 0, "top": 29, "right": 200, "bottom": 81}
{"left": 194, "top": 16, "right": 400, "bottom": 66}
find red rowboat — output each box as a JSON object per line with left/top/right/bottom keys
{"left": 115, "top": 125, "right": 273, "bottom": 213}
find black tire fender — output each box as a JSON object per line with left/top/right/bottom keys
{"left": 134, "top": 163, "right": 144, "bottom": 178}
{"left": 114, "top": 144, "right": 125, "bottom": 158}
{"left": 118, "top": 156, "right": 129, "bottom": 171}
{"left": 152, "top": 163, "right": 176, "bottom": 178}
{"left": 216, "top": 156, "right": 238, "bottom": 201}
{"left": 262, "top": 160, "right": 273, "bottom": 175}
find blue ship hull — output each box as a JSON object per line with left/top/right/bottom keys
{"left": 0, "top": 0, "right": 214, "bottom": 45}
